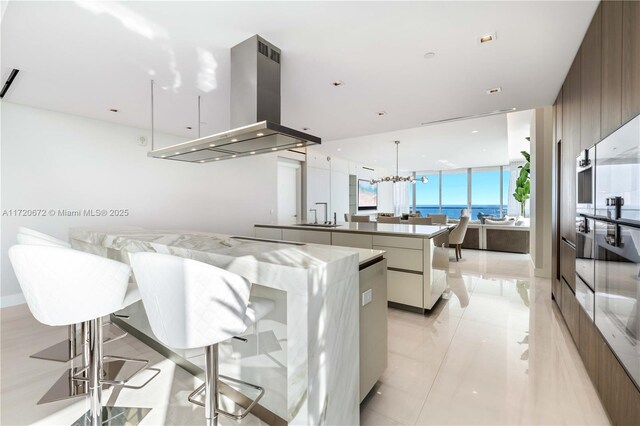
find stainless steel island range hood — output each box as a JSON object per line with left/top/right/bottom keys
{"left": 148, "top": 35, "right": 320, "bottom": 163}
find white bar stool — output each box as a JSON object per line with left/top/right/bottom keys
{"left": 17, "top": 228, "right": 142, "bottom": 405}
{"left": 17, "top": 227, "right": 79, "bottom": 363}
{"left": 131, "top": 252, "right": 274, "bottom": 424}
{"left": 8, "top": 245, "right": 157, "bottom": 425}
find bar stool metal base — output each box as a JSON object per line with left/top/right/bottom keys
{"left": 30, "top": 322, "right": 128, "bottom": 363}
{"left": 187, "top": 344, "right": 265, "bottom": 421}
{"left": 71, "top": 406, "right": 151, "bottom": 426}
{"left": 37, "top": 357, "right": 153, "bottom": 405}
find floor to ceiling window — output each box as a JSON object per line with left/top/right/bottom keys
{"left": 471, "top": 167, "right": 501, "bottom": 219}
{"left": 414, "top": 173, "right": 440, "bottom": 217}
{"left": 502, "top": 168, "right": 511, "bottom": 217}
{"left": 411, "top": 165, "right": 509, "bottom": 219}
{"left": 441, "top": 170, "right": 468, "bottom": 219}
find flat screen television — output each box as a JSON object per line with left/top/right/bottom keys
{"left": 358, "top": 179, "right": 378, "bottom": 210}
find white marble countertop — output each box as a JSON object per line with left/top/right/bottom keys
{"left": 255, "top": 222, "right": 453, "bottom": 238}
{"left": 70, "top": 227, "right": 373, "bottom": 269}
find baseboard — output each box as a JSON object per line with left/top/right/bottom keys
{"left": 1, "top": 293, "right": 26, "bottom": 308}
{"left": 534, "top": 267, "right": 551, "bottom": 278}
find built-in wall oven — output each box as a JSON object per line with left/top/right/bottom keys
{"left": 592, "top": 114, "right": 640, "bottom": 388}
{"left": 576, "top": 147, "right": 596, "bottom": 317}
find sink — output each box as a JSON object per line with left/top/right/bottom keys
{"left": 293, "top": 223, "right": 341, "bottom": 228}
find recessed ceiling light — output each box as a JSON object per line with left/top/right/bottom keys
{"left": 271, "top": 147, "right": 277, "bottom": 151}
{"left": 250, "top": 151, "right": 256, "bottom": 154}
{"left": 471, "top": 130, "right": 479, "bottom": 134}
{"left": 209, "top": 143, "right": 215, "bottom": 147}
{"left": 256, "top": 133, "right": 264, "bottom": 137}
{"left": 296, "top": 143, "right": 303, "bottom": 147}
{"left": 479, "top": 33, "right": 497, "bottom": 44}
{"left": 486, "top": 87, "right": 502, "bottom": 94}
{"left": 190, "top": 148, "right": 197, "bottom": 151}
{"left": 331, "top": 80, "right": 344, "bottom": 87}
{"left": 423, "top": 52, "right": 436, "bottom": 59}
{"left": 109, "top": 108, "right": 118, "bottom": 113}
{"left": 160, "top": 155, "right": 166, "bottom": 158}
{"left": 337, "top": 148, "right": 342, "bottom": 152}
{"left": 199, "top": 160, "right": 205, "bottom": 163}
{"left": 215, "top": 157, "right": 220, "bottom": 161}
{"left": 377, "top": 111, "right": 387, "bottom": 116}
{"left": 230, "top": 139, "right": 238, "bottom": 142}
{"left": 232, "top": 155, "right": 237, "bottom": 158}
{"left": 175, "top": 152, "right": 181, "bottom": 155}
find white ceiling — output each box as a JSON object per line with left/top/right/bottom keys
{"left": 1, "top": 1, "right": 597, "bottom": 144}
{"left": 320, "top": 112, "right": 516, "bottom": 173}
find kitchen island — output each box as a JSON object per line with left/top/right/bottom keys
{"left": 255, "top": 222, "right": 451, "bottom": 311}
{"left": 70, "top": 228, "right": 383, "bottom": 425}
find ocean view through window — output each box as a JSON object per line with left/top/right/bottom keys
{"left": 414, "top": 166, "right": 509, "bottom": 219}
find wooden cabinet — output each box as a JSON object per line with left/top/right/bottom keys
{"left": 560, "top": 239, "right": 576, "bottom": 291}
{"left": 597, "top": 332, "right": 640, "bottom": 425}
{"left": 561, "top": 278, "right": 579, "bottom": 345}
{"left": 578, "top": 305, "right": 598, "bottom": 387}
{"left": 622, "top": 0, "right": 640, "bottom": 122}
{"left": 581, "top": 3, "right": 602, "bottom": 148}
{"left": 601, "top": 0, "right": 623, "bottom": 137}
{"left": 561, "top": 53, "right": 580, "bottom": 245}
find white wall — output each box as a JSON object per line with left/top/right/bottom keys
{"left": 530, "top": 106, "right": 553, "bottom": 277}
{"left": 1, "top": 102, "right": 279, "bottom": 305}
{"left": 306, "top": 148, "right": 394, "bottom": 222}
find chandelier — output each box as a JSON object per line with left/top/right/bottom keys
{"left": 370, "top": 141, "right": 429, "bottom": 184}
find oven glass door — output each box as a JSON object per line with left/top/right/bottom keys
{"left": 576, "top": 217, "right": 595, "bottom": 290}
{"left": 594, "top": 221, "right": 640, "bottom": 387}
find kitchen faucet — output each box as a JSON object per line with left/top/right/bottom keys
{"left": 309, "top": 208, "right": 318, "bottom": 224}
{"left": 315, "top": 202, "right": 328, "bottom": 224}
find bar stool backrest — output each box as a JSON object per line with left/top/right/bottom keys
{"left": 8, "top": 245, "right": 130, "bottom": 327}
{"left": 130, "top": 252, "right": 252, "bottom": 350}
{"left": 17, "top": 227, "right": 71, "bottom": 248}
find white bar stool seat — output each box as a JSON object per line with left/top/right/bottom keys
{"left": 131, "top": 252, "right": 273, "bottom": 423}
{"left": 8, "top": 244, "right": 157, "bottom": 425}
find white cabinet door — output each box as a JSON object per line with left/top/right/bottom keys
{"left": 282, "top": 229, "right": 331, "bottom": 245}
{"left": 373, "top": 246, "right": 423, "bottom": 272}
{"left": 332, "top": 232, "right": 373, "bottom": 249}
{"left": 387, "top": 270, "right": 423, "bottom": 308}
{"left": 254, "top": 227, "right": 283, "bottom": 240}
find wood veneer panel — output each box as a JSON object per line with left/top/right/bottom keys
{"left": 581, "top": 3, "right": 602, "bottom": 148}
{"left": 578, "top": 306, "right": 598, "bottom": 387}
{"left": 622, "top": 0, "right": 640, "bottom": 122}
{"left": 597, "top": 330, "right": 640, "bottom": 425}
{"left": 601, "top": 0, "right": 623, "bottom": 137}
{"left": 561, "top": 53, "right": 580, "bottom": 245}
{"left": 561, "top": 278, "right": 579, "bottom": 345}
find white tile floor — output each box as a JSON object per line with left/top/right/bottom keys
{"left": 1, "top": 249, "right": 610, "bottom": 425}
{"left": 360, "top": 250, "right": 610, "bottom": 426}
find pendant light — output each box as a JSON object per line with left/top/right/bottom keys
{"left": 370, "top": 141, "right": 428, "bottom": 184}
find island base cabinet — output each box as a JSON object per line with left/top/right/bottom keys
{"left": 387, "top": 270, "right": 423, "bottom": 309}
{"left": 359, "top": 259, "right": 388, "bottom": 401}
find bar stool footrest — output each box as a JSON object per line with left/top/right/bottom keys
{"left": 187, "top": 374, "right": 265, "bottom": 420}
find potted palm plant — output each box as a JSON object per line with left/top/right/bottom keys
{"left": 513, "top": 150, "right": 530, "bottom": 217}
